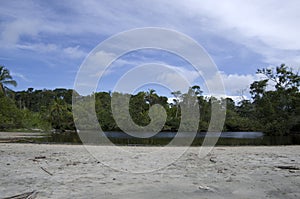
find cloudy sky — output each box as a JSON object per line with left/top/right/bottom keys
{"left": 1, "top": 0, "right": 300, "bottom": 98}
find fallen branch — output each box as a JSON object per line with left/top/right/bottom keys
{"left": 34, "top": 156, "right": 46, "bottom": 159}
{"left": 209, "top": 157, "right": 217, "bottom": 163}
{"left": 40, "top": 166, "right": 53, "bottom": 176}
{"left": 2, "top": 190, "right": 38, "bottom": 199}
{"left": 275, "top": 165, "right": 300, "bottom": 170}
{"left": 198, "top": 185, "right": 214, "bottom": 192}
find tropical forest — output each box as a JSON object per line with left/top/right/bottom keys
{"left": 0, "top": 64, "right": 299, "bottom": 136}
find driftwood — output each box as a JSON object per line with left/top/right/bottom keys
{"left": 34, "top": 156, "right": 46, "bottom": 159}
{"left": 2, "top": 191, "right": 38, "bottom": 199}
{"left": 209, "top": 157, "right": 217, "bottom": 163}
{"left": 40, "top": 166, "right": 53, "bottom": 176}
{"left": 28, "top": 156, "right": 46, "bottom": 162}
{"left": 275, "top": 165, "right": 300, "bottom": 170}
{"left": 198, "top": 185, "right": 214, "bottom": 192}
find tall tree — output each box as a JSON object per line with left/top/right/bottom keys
{"left": 0, "top": 95, "right": 22, "bottom": 130}
{"left": 250, "top": 64, "right": 300, "bottom": 135}
{"left": 145, "top": 89, "right": 156, "bottom": 108}
{"left": 171, "top": 90, "right": 182, "bottom": 118}
{"left": 0, "top": 66, "right": 17, "bottom": 95}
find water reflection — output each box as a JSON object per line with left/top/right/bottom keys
{"left": 31, "top": 131, "right": 300, "bottom": 146}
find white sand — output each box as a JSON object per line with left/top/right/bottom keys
{"left": 0, "top": 144, "right": 299, "bottom": 199}
{"left": 0, "top": 132, "right": 45, "bottom": 140}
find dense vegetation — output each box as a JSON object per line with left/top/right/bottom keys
{"left": 0, "top": 64, "right": 299, "bottom": 135}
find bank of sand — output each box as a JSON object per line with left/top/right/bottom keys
{"left": 0, "top": 144, "right": 299, "bottom": 199}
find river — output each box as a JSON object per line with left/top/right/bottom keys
{"left": 40, "top": 131, "right": 300, "bottom": 146}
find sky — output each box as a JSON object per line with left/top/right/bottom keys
{"left": 1, "top": 0, "right": 300, "bottom": 99}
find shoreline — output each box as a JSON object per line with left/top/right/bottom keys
{"left": 1, "top": 131, "right": 300, "bottom": 146}
{"left": 1, "top": 143, "right": 299, "bottom": 198}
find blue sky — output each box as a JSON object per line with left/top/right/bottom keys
{"left": 1, "top": 0, "right": 300, "bottom": 99}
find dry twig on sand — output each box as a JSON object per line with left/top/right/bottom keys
{"left": 40, "top": 166, "right": 53, "bottom": 176}
{"left": 2, "top": 190, "right": 38, "bottom": 199}
{"left": 275, "top": 165, "right": 300, "bottom": 170}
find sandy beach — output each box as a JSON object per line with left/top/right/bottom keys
{"left": 0, "top": 144, "right": 299, "bottom": 199}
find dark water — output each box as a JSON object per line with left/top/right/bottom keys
{"left": 33, "top": 131, "right": 300, "bottom": 146}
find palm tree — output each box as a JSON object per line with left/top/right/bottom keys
{"left": 145, "top": 89, "right": 156, "bottom": 108}
{"left": 0, "top": 66, "right": 17, "bottom": 95}
{"left": 171, "top": 90, "right": 182, "bottom": 118}
{"left": 50, "top": 98, "right": 65, "bottom": 131}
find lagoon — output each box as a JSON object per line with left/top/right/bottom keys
{"left": 30, "top": 131, "right": 300, "bottom": 146}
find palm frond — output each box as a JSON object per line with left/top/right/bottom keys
{"left": 0, "top": 66, "right": 17, "bottom": 96}
{"left": 0, "top": 69, "right": 12, "bottom": 80}
{"left": 2, "top": 80, "right": 17, "bottom": 87}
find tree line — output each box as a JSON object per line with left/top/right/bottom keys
{"left": 0, "top": 64, "right": 299, "bottom": 135}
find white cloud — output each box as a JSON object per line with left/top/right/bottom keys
{"left": 220, "top": 73, "right": 256, "bottom": 95}
{"left": 63, "top": 46, "right": 87, "bottom": 59}
{"left": 155, "top": 64, "right": 200, "bottom": 91}
{"left": 17, "top": 43, "right": 58, "bottom": 52}
{"left": 11, "top": 72, "right": 31, "bottom": 82}
{"left": 74, "top": 50, "right": 119, "bottom": 95}
{"left": 2, "top": 0, "right": 299, "bottom": 66}
{"left": 16, "top": 43, "right": 86, "bottom": 59}
{"left": 112, "top": 63, "right": 199, "bottom": 94}
{"left": 204, "top": 71, "right": 267, "bottom": 96}
{"left": 1, "top": 0, "right": 300, "bottom": 92}
{"left": 1, "top": 19, "right": 40, "bottom": 47}
{"left": 84, "top": 50, "right": 117, "bottom": 77}
{"left": 180, "top": 0, "right": 300, "bottom": 65}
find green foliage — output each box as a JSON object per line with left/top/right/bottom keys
{"left": 250, "top": 64, "right": 300, "bottom": 135}
{"left": 0, "top": 95, "right": 22, "bottom": 130}
{"left": 0, "top": 64, "right": 299, "bottom": 135}
{"left": 49, "top": 98, "right": 75, "bottom": 131}
{"left": 73, "top": 95, "right": 99, "bottom": 130}
{"left": 0, "top": 66, "right": 17, "bottom": 95}
{"left": 21, "top": 109, "right": 51, "bottom": 130}
{"left": 129, "top": 92, "right": 150, "bottom": 126}
{"left": 95, "top": 92, "right": 116, "bottom": 131}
